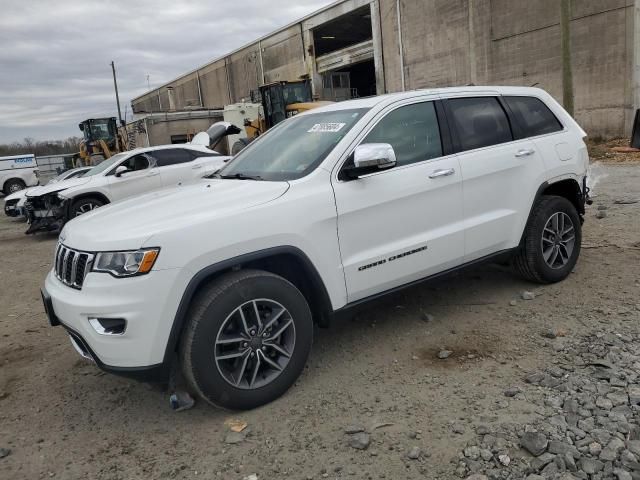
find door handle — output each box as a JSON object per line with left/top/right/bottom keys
{"left": 147, "top": 170, "right": 159, "bottom": 177}
{"left": 515, "top": 149, "right": 535, "bottom": 158}
{"left": 192, "top": 164, "right": 203, "bottom": 169}
{"left": 428, "top": 168, "right": 455, "bottom": 179}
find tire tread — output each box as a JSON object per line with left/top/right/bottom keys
{"left": 180, "top": 269, "right": 301, "bottom": 409}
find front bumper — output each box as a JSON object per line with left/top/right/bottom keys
{"left": 24, "top": 197, "right": 67, "bottom": 234}
{"left": 43, "top": 266, "right": 186, "bottom": 382}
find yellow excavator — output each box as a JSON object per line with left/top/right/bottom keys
{"left": 76, "top": 117, "right": 128, "bottom": 166}
{"left": 231, "top": 80, "right": 332, "bottom": 154}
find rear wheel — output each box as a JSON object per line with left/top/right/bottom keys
{"left": 70, "top": 197, "right": 105, "bottom": 218}
{"left": 513, "top": 195, "right": 581, "bottom": 283}
{"left": 4, "top": 179, "right": 26, "bottom": 195}
{"left": 180, "top": 269, "right": 313, "bottom": 410}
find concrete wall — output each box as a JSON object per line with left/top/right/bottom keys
{"left": 377, "top": 0, "right": 635, "bottom": 137}
{"left": 131, "top": 0, "right": 637, "bottom": 138}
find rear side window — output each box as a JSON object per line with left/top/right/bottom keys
{"left": 152, "top": 149, "right": 193, "bottom": 167}
{"left": 363, "top": 101, "right": 443, "bottom": 167}
{"left": 447, "top": 97, "right": 513, "bottom": 152}
{"left": 504, "top": 96, "right": 563, "bottom": 137}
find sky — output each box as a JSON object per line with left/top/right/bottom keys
{"left": 0, "top": 0, "right": 334, "bottom": 144}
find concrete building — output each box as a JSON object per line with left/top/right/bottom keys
{"left": 131, "top": 0, "right": 639, "bottom": 139}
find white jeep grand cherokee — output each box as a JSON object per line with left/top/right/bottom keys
{"left": 42, "top": 87, "right": 590, "bottom": 410}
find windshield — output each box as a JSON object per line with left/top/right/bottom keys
{"left": 220, "top": 108, "right": 368, "bottom": 181}
{"left": 90, "top": 120, "right": 112, "bottom": 140}
{"left": 84, "top": 152, "right": 128, "bottom": 176}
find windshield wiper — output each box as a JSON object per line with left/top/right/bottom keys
{"left": 220, "top": 173, "right": 263, "bottom": 181}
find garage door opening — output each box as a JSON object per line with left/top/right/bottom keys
{"left": 321, "top": 59, "right": 376, "bottom": 101}
{"left": 313, "top": 5, "right": 377, "bottom": 102}
{"left": 313, "top": 5, "right": 372, "bottom": 57}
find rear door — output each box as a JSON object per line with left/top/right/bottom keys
{"left": 443, "top": 95, "right": 546, "bottom": 261}
{"left": 332, "top": 99, "right": 465, "bottom": 303}
{"left": 150, "top": 148, "right": 198, "bottom": 187}
{"left": 107, "top": 153, "right": 163, "bottom": 201}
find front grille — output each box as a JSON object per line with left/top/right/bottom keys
{"left": 54, "top": 244, "right": 94, "bottom": 289}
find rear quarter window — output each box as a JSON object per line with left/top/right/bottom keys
{"left": 504, "top": 96, "right": 563, "bottom": 138}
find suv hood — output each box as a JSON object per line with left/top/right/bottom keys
{"left": 26, "top": 176, "right": 93, "bottom": 197}
{"left": 61, "top": 179, "right": 289, "bottom": 250}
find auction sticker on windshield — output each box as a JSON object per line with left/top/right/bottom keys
{"left": 308, "top": 123, "right": 346, "bottom": 133}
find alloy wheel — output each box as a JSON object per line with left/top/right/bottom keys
{"left": 541, "top": 212, "right": 575, "bottom": 269}
{"left": 214, "top": 299, "right": 296, "bottom": 389}
{"left": 75, "top": 202, "right": 99, "bottom": 216}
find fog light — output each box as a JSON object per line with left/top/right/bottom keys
{"left": 88, "top": 317, "right": 127, "bottom": 336}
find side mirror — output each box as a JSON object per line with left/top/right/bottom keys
{"left": 114, "top": 165, "right": 128, "bottom": 177}
{"left": 342, "top": 143, "right": 397, "bottom": 180}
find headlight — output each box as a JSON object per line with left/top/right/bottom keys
{"left": 93, "top": 248, "right": 160, "bottom": 277}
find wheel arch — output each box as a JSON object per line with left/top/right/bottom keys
{"left": 542, "top": 178, "right": 585, "bottom": 215}
{"left": 519, "top": 178, "right": 585, "bottom": 246}
{"left": 163, "top": 246, "right": 333, "bottom": 365}
{"left": 65, "top": 192, "right": 111, "bottom": 218}
{"left": 2, "top": 177, "right": 26, "bottom": 192}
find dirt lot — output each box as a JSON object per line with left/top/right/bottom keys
{"left": 0, "top": 159, "right": 638, "bottom": 480}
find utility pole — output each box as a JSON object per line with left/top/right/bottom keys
{"left": 560, "top": 0, "right": 574, "bottom": 117}
{"left": 111, "top": 61, "right": 124, "bottom": 152}
{"left": 111, "top": 61, "right": 124, "bottom": 126}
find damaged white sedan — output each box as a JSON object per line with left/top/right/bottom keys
{"left": 24, "top": 122, "right": 237, "bottom": 234}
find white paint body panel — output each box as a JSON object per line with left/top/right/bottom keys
{"left": 0, "top": 154, "right": 39, "bottom": 191}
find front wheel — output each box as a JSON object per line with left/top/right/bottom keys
{"left": 70, "top": 197, "right": 105, "bottom": 218}
{"left": 180, "top": 270, "right": 313, "bottom": 410}
{"left": 513, "top": 195, "right": 582, "bottom": 283}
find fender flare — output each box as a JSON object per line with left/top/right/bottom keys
{"left": 161, "top": 246, "right": 333, "bottom": 365}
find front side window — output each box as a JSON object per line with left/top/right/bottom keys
{"left": 362, "top": 102, "right": 442, "bottom": 167}
{"left": 219, "top": 108, "right": 368, "bottom": 181}
{"left": 504, "top": 96, "right": 563, "bottom": 138}
{"left": 151, "top": 149, "right": 193, "bottom": 167}
{"left": 119, "top": 154, "right": 150, "bottom": 172}
{"left": 447, "top": 97, "right": 513, "bottom": 152}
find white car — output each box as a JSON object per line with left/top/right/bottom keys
{"left": 25, "top": 124, "right": 235, "bottom": 234}
{"left": 42, "top": 87, "right": 590, "bottom": 410}
{"left": 4, "top": 167, "right": 91, "bottom": 218}
{"left": 1, "top": 154, "right": 39, "bottom": 194}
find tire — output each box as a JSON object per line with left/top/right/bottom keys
{"left": 513, "top": 195, "right": 581, "bottom": 284}
{"left": 180, "top": 269, "right": 313, "bottom": 410}
{"left": 69, "top": 196, "right": 105, "bottom": 218}
{"left": 3, "top": 179, "right": 26, "bottom": 195}
{"left": 231, "top": 138, "right": 251, "bottom": 155}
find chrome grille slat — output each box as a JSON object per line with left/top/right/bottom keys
{"left": 70, "top": 253, "right": 79, "bottom": 286}
{"left": 54, "top": 243, "right": 92, "bottom": 290}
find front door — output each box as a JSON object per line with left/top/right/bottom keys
{"left": 107, "top": 153, "right": 162, "bottom": 201}
{"left": 332, "top": 100, "right": 465, "bottom": 303}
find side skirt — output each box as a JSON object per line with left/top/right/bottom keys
{"left": 333, "top": 248, "right": 517, "bottom": 320}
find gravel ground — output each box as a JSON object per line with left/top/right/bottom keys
{"left": 0, "top": 163, "right": 638, "bottom": 480}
